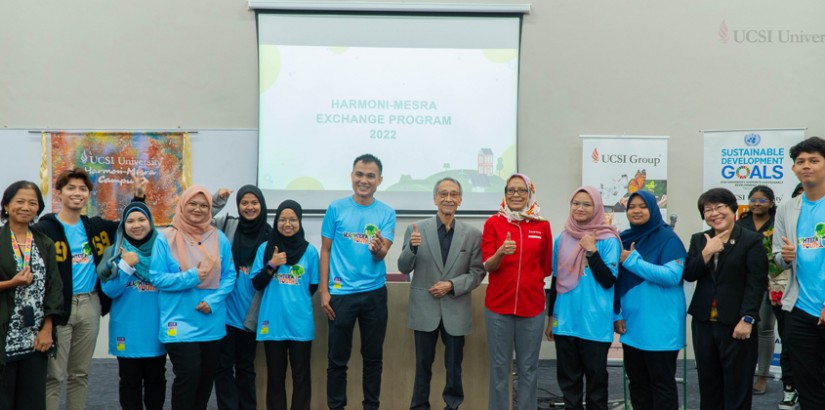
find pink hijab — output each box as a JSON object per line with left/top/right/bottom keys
{"left": 555, "top": 186, "right": 620, "bottom": 293}
{"left": 164, "top": 185, "right": 221, "bottom": 289}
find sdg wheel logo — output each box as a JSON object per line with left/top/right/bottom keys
{"left": 734, "top": 166, "right": 750, "bottom": 179}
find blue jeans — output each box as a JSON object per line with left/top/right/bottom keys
{"left": 326, "top": 286, "right": 388, "bottom": 410}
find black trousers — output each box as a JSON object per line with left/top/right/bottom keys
{"left": 410, "top": 323, "right": 465, "bottom": 410}
{"left": 691, "top": 320, "right": 757, "bottom": 410}
{"left": 622, "top": 345, "right": 679, "bottom": 410}
{"left": 554, "top": 335, "right": 611, "bottom": 410}
{"left": 326, "top": 286, "right": 388, "bottom": 410}
{"left": 264, "top": 340, "right": 312, "bottom": 410}
{"left": 0, "top": 352, "right": 48, "bottom": 410}
{"left": 215, "top": 325, "right": 258, "bottom": 410}
{"left": 787, "top": 308, "right": 825, "bottom": 409}
{"left": 117, "top": 355, "right": 167, "bottom": 410}
{"left": 771, "top": 305, "right": 794, "bottom": 387}
{"left": 165, "top": 340, "right": 222, "bottom": 410}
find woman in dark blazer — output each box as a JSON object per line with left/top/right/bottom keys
{"left": 684, "top": 187, "right": 767, "bottom": 410}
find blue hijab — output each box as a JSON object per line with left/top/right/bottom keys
{"left": 616, "top": 191, "right": 686, "bottom": 306}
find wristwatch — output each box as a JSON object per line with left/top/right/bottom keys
{"left": 585, "top": 249, "right": 596, "bottom": 258}
{"left": 741, "top": 315, "right": 755, "bottom": 324}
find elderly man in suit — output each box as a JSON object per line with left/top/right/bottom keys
{"left": 398, "top": 177, "right": 485, "bottom": 410}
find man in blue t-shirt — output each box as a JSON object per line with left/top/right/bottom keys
{"left": 320, "top": 154, "right": 396, "bottom": 410}
{"left": 773, "top": 136, "right": 825, "bottom": 410}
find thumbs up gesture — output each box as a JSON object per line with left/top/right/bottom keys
{"left": 196, "top": 261, "right": 209, "bottom": 283}
{"left": 620, "top": 242, "right": 635, "bottom": 263}
{"left": 269, "top": 246, "right": 287, "bottom": 270}
{"left": 410, "top": 223, "right": 422, "bottom": 247}
{"left": 196, "top": 253, "right": 217, "bottom": 283}
{"left": 120, "top": 247, "right": 139, "bottom": 267}
{"left": 369, "top": 230, "right": 384, "bottom": 255}
{"left": 500, "top": 231, "right": 517, "bottom": 255}
{"left": 781, "top": 236, "right": 796, "bottom": 263}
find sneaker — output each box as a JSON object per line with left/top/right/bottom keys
{"left": 778, "top": 387, "right": 799, "bottom": 410}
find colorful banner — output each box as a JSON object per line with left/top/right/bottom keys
{"left": 581, "top": 135, "right": 670, "bottom": 232}
{"left": 50, "top": 132, "right": 187, "bottom": 225}
{"left": 703, "top": 129, "right": 804, "bottom": 206}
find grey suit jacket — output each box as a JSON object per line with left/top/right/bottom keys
{"left": 398, "top": 216, "right": 484, "bottom": 336}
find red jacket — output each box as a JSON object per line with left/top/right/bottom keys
{"left": 482, "top": 214, "right": 552, "bottom": 317}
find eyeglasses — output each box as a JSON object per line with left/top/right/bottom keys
{"left": 505, "top": 188, "right": 529, "bottom": 196}
{"left": 437, "top": 191, "right": 461, "bottom": 199}
{"left": 186, "top": 201, "right": 209, "bottom": 211}
{"left": 703, "top": 204, "right": 729, "bottom": 216}
{"left": 277, "top": 218, "right": 299, "bottom": 225}
{"left": 749, "top": 198, "right": 770, "bottom": 204}
{"left": 570, "top": 201, "right": 594, "bottom": 209}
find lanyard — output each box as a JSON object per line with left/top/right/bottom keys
{"left": 11, "top": 230, "right": 33, "bottom": 271}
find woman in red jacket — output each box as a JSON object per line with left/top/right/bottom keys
{"left": 482, "top": 173, "right": 552, "bottom": 410}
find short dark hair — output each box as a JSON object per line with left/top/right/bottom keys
{"left": 790, "top": 136, "right": 825, "bottom": 161}
{"left": 697, "top": 187, "right": 738, "bottom": 219}
{"left": 55, "top": 167, "right": 93, "bottom": 191}
{"left": 1, "top": 181, "right": 46, "bottom": 222}
{"left": 353, "top": 154, "right": 383, "bottom": 175}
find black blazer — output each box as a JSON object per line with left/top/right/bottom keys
{"left": 684, "top": 224, "right": 767, "bottom": 326}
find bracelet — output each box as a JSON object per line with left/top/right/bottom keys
{"left": 266, "top": 261, "right": 277, "bottom": 271}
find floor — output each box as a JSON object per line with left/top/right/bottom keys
{"left": 73, "top": 359, "right": 791, "bottom": 409}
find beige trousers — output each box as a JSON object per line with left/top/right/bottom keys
{"left": 45, "top": 291, "right": 101, "bottom": 410}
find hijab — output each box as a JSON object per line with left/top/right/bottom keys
{"left": 165, "top": 185, "right": 220, "bottom": 289}
{"left": 497, "top": 173, "right": 544, "bottom": 222}
{"left": 616, "top": 191, "right": 686, "bottom": 300}
{"left": 100, "top": 202, "right": 158, "bottom": 282}
{"left": 556, "top": 186, "right": 620, "bottom": 293}
{"left": 232, "top": 185, "right": 271, "bottom": 269}
{"left": 263, "top": 200, "right": 309, "bottom": 267}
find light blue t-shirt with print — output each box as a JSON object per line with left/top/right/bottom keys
{"left": 62, "top": 220, "right": 96, "bottom": 294}
{"left": 321, "top": 196, "right": 396, "bottom": 295}
{"left": 552, "top": 237, "right": 621, "bottom": 343}
{"left": 101, "top": 270, "right": 165, "bottom": 358}
{"left": 615, "top": 254, "right": 686, "bottom": 351}
{"left": 794, "top": 194, "right": 825, "bottom": 317}
{"left": 250, "top": 242, "right": 320, "bottom": 341}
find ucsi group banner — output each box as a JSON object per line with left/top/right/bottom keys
{"left": 703, "top": 129, "right": 804, "bottom": 205}
{"left": 581, "top": 135, "right": 669, "bottom": 232}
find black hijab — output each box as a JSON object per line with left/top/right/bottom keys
{"left": 232, "top": 185, "right": 271, "bottom": 268}
{"left": 264, "top": 200, "right": 309, "bottom": 266}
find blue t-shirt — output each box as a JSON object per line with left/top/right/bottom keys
{"left": 552, "top": 237, "right": 621, "bottom": 343}
{"left": 250, "top": 242, "right": 320, "bottom": 341}
{"left": 150, "top": 231, "right": 237, "bottom": 343}
{"left": 616, "top": 254, "right": 686, "bottom": 351}
{"left": 321, "top": 196, "right": 396, "bottom": 295}
{"left": 62, "top": 220, "right": 96, "bottom": 294}
{"left": 101, "top": 270, "right": 165, "bottom": 358}
{"left": 225, "top": 262, "right": 256, "bottom": 331}
{"left": 794, "top": 194, "right": 825, "bottom": 317}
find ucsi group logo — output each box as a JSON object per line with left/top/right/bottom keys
{"left": 591, "top": 148, "right": 662, "bottom": 167}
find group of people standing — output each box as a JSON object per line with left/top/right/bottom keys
{"left": 2, "top": 137, "right": 825, "bottom": 410}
